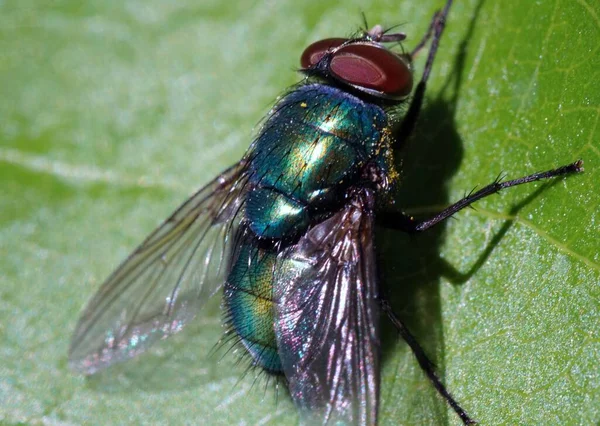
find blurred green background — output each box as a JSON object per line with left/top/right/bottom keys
{"left": 1, "top": 0, "right": 598, "bottom": 425}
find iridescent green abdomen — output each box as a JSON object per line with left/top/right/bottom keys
{"left": 246, "top": 83, "right": 392, "bottom": 239}
{"left": 223, "top": 242, "right": 281, "bottom": 373}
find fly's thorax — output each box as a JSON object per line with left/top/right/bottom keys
{"left": 246, "top": 83, "right": 394, "bottom": 240}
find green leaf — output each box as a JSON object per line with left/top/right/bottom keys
{"left": 1, "top": 0, "right": 597, "bottom": 425}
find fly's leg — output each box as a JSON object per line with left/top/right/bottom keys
{"left": 410, "top": 10, "right": 441, "bottom": 59}
{"left": 395, "top": 0, "right": 453, "bottom": 147}
{"left": 418, "top": 0, "right": 452, "bottom": 81}
{"left": 416, "top": 0, "right": 453, "bottom": 83}
{"left": 378, "top": 160, "right": 583, "bottom": 232}
{"left": 380, "top": 298, "right": 476, "bottom": 425}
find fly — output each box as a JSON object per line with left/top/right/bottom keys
{"left": 69, "top": 1, "right": 583, "bottom": 424}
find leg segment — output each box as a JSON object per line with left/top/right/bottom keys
{"left": 394, "top": 0, "right": 453, "bottom": 149}
{"left": 410, "top": 10, "right": 442, "bottom": 59}
{"left": 379, "top": 160, "right": 583, "bottom": 232}
{"left": 380, "top": 298, "right": 476, "bottom": 425}
{"left": 419, "top": 0, "right": 453, "bottom": 84}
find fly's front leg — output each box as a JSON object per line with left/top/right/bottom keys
{"left": 416, "top": 0, "right": 453, "bottom": 83}
{"left": 395, "top": 0, "right": 453, "bottom": 148}
{"left": 379, "top": 160, "right": 583, "bottom": 232}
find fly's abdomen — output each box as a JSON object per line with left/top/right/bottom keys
{"left": 247, "top": 83, "right": 390, "bottom": 239}
{"left": 223, "top": 240, "right": 282, "bottom": 373}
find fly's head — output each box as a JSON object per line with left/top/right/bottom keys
{"left": 300, "top": 25, "right": 413, "bottom": 101}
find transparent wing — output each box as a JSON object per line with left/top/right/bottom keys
{"left": 274, "top": 189, "right": 380, "bottom": 426}
{"left": 69, "top": 161, "right": 249, "bottom": 375}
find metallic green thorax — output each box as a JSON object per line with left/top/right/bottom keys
{"left": 246, "top": 83, "right": 395, "bottom": 239}
{"left": 224, "top": 82, "right": 396, "bottom": 372}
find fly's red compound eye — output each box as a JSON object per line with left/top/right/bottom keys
{"left": 329, "top": 44, "right": 413, "bottom": 97}
{"left": 300, "top": 38, "right": 347, "bottom": 69}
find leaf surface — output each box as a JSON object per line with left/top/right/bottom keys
{"left": 1, "top": 0, "right": 598, "bottom": 425}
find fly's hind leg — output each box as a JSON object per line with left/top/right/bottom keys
{"left": 380, "top": 298, "right": 476, "bottom": 425}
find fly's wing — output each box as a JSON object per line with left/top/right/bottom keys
{"left": 69, "top": 161, "right": 249, "bottom": 375}
{"left": 274, "top": 189, "right": 380, "bottom": 426}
